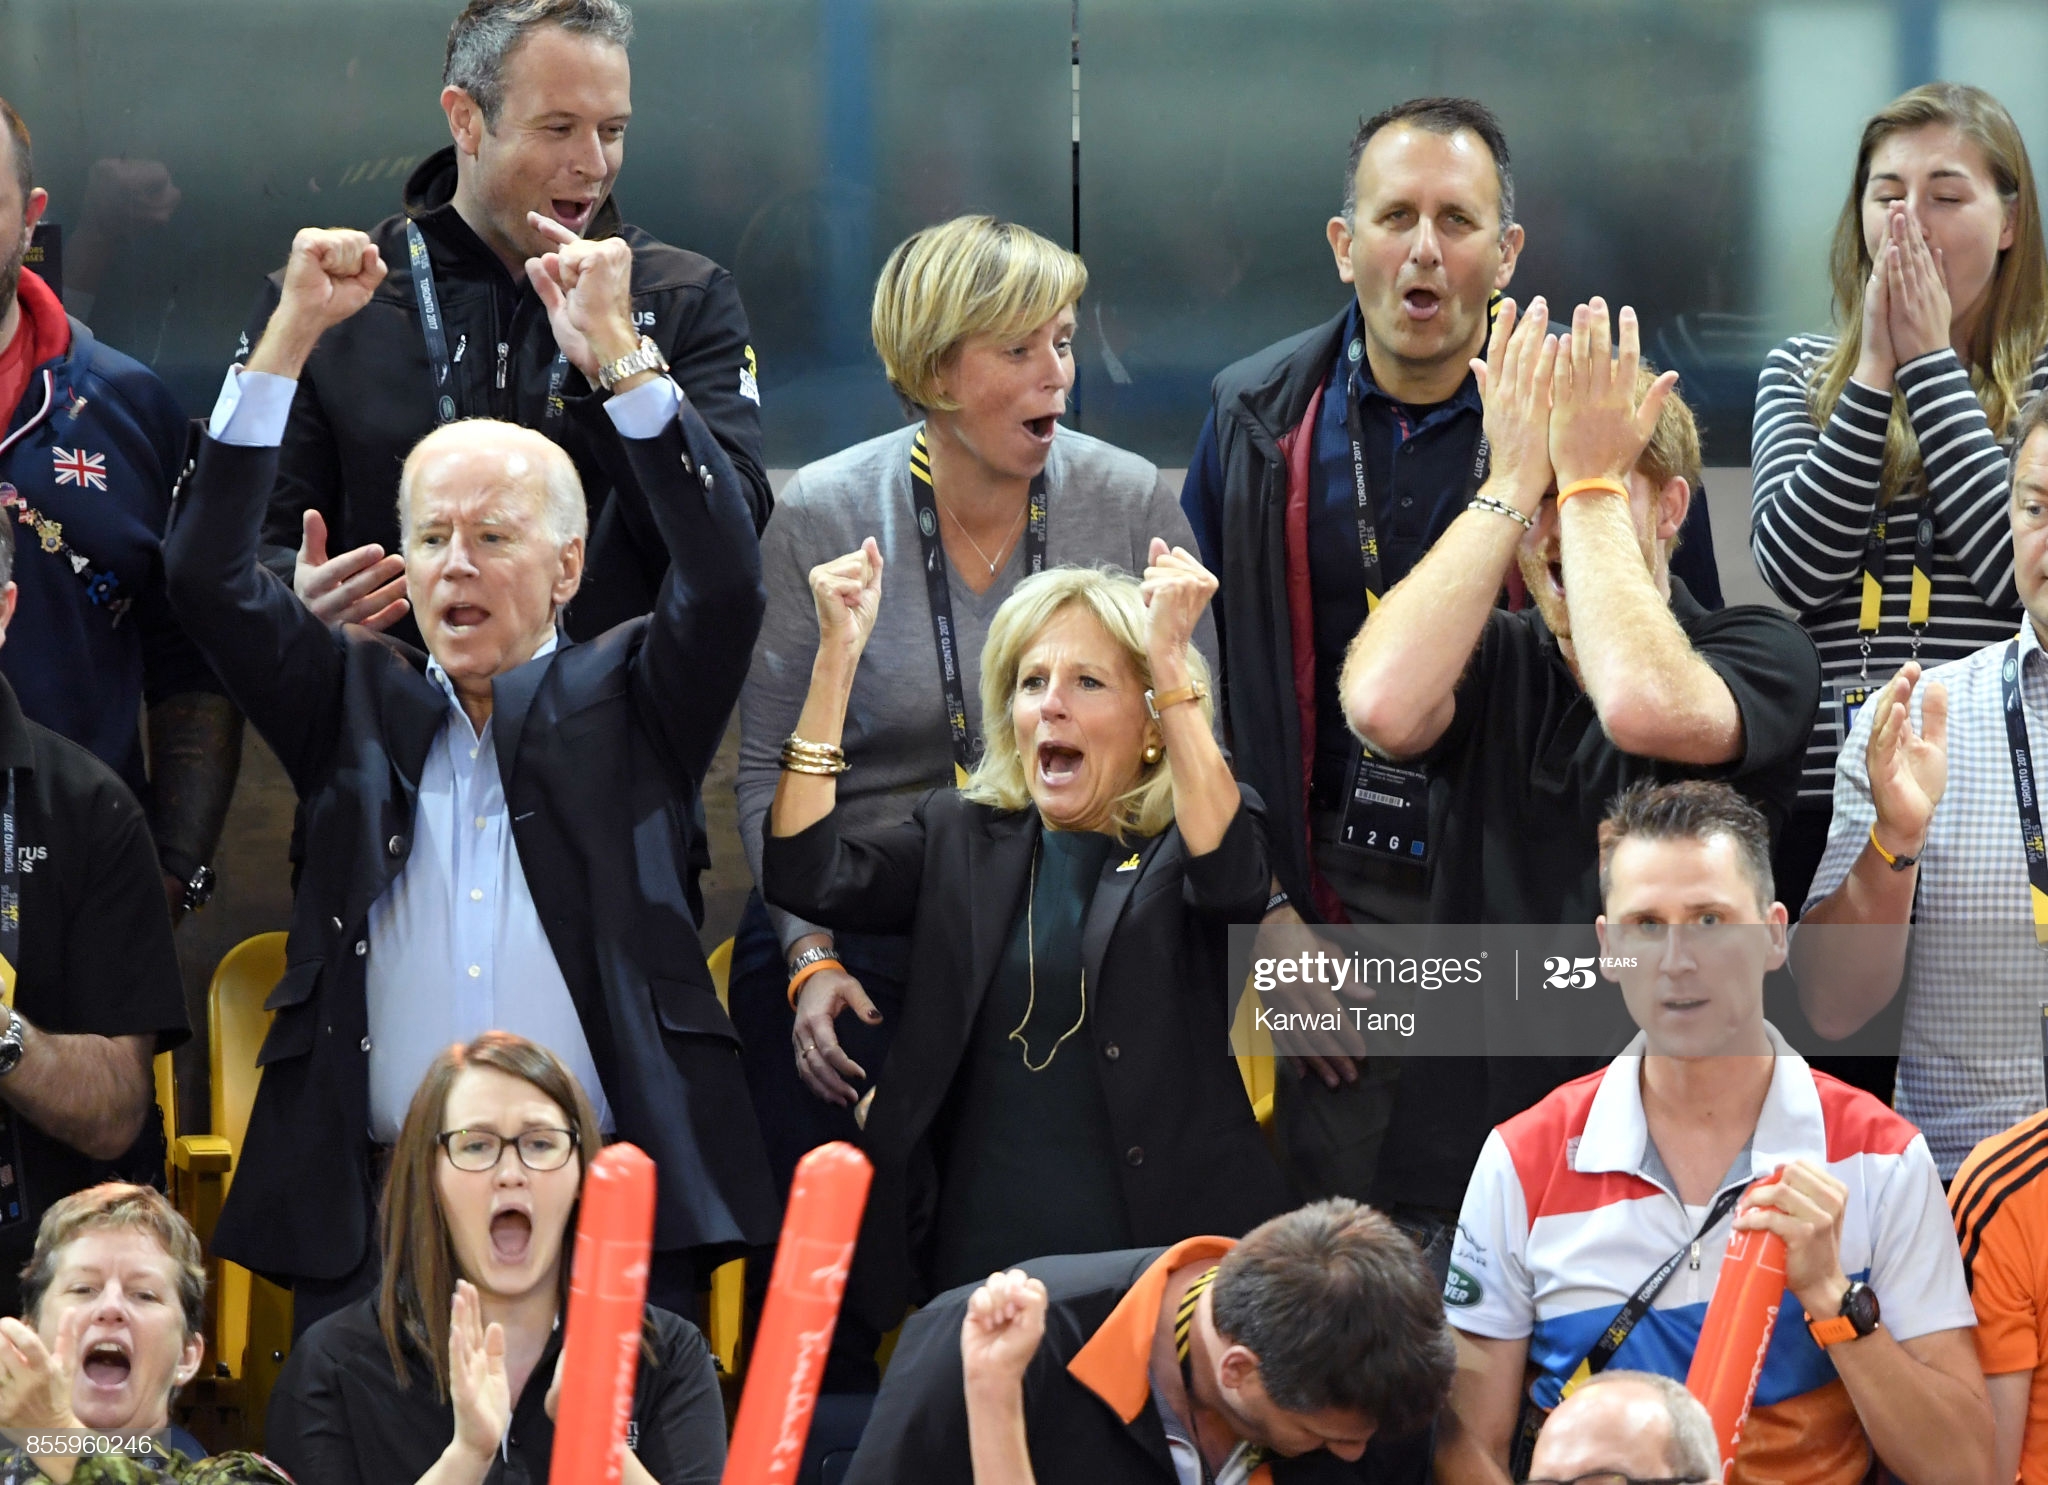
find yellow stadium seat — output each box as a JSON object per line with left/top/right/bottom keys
{"left": 1233, "top": 978, "right": 1276, "bottom": 1114}
{"left": 703, "top": 937, "right": 746, "bottom": 1377}
{"left": 202, "top": 932, "right": 294, "bottom": 1449}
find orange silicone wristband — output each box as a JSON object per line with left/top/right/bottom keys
{"left": 786, "top": 956, "right": 844, "bottom": 1008}
{"left": 1557, "top": 477, "right": 1629, "bottom": 505}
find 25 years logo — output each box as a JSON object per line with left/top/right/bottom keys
{"left": 1543, "top": 955, "right": 1598, "bottom": 990}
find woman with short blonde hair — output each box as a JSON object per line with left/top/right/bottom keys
{"left": 762, "top": 541, "right": 1286, "bottom": 1336}
{"left": 731, "top": 216, "right": 1216, "bottom": 1384}
{"left": 0, "top": 1183, "right": 288, "bottom": 1481}
{"left": 869, "top": 215, "right": 1088, "bottom": 413}
{"left": 961, "top": 563, "right": 1214, "bottom": 841}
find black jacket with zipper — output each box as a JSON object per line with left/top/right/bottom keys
{"left": 237, "top": 147, "right": 770, "bottom": 647}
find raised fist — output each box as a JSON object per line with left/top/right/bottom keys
{"left": 277, "top": 228, "right": 387, "bottom": 335}
{"left": 247, "top": 228, "right": 388, "bottom": 379}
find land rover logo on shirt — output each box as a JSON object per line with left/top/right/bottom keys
{"left": 1348, "top": 338, "right": 1363, "bottom": 363}
{"left": 918, "top": 507, "right": 937, "bottom": 537}
{"left": 1444, "top": 1263, "right": 1482, "bottom": 1307}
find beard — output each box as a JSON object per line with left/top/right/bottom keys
{"left": 1516, "top": 545, "right": 1572, "bottom": 643}
{"left": 0, "top": 233, "right": 23, "bottom": 334}
{"left": 1516, "top": 505, "right": 1667, "bottom": 648}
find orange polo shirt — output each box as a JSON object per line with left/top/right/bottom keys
{"left": 1951, "top": 1109, "right": 2048, "bottom": 1484}
{"left": 1067, "top": 1234, "right": 1277, "bottom": 1485}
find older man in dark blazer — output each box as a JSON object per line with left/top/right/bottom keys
{"left": 165, "top": 217, "right": 776, "bottom": 1330}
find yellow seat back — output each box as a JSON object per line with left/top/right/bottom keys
{"left": 205, "top": 933, "right": 293, "bottom": 1447}
{"left": 1233, "top": 977, "right": 1276, "bottom": 1112}
{"left": 210, "top": 933, "right": 288, "bottom": 1170}
{"left": 702, "top": 937, "right": 746, "bottom": 1378}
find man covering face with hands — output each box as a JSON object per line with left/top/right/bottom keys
{"left": 1333, "top": 297, "right": 1820, "bottom": 1238}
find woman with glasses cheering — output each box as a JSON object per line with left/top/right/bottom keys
{"left": 265, "top": 1033, "right": 725, "bottom": 1485}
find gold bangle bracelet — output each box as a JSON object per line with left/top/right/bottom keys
{"left": 780, "top": 735, "right": 850, "bottom": 775}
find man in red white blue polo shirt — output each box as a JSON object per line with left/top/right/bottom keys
{"left": 1440, "top": 781, "right": 1988, "bottom": 1485}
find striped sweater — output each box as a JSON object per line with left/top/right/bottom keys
{"left": 1749, "top": 334, "right": 2043, "bottom": 801}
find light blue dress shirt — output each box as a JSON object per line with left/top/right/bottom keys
{"left": 207, "top": 363, "right": 686, "bottom": 1139}
{"left": 360, "top": 634, "right": 614, "bottom": 1142}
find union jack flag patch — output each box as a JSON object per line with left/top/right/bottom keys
{"left": 52, "top": 446, "right": 108, "bottom": 490}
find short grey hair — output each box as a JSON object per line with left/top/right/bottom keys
{"left": 1571, "top": 1371, "right": 1720, "bottom": 1482}
{"left": 443, "top": 0, "right": 634, "bottom": 128}
{"left": 396, "top": 418, "right": 588, "bottom": 551}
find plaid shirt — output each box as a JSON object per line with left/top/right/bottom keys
{"left": 1805, "top": 619, "right": 2048, "bottom": 1175}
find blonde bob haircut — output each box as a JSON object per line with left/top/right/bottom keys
{"left": 961, "top": 565, "right": 1213, "bottom": 842}
{"left": 871, "top": 215, "right": 1087, "bottom": 412}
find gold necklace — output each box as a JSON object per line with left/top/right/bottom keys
{"left": 1008, "top": 842, "right": 1088, "bottom": 1071}
{"left": 939, "top": 493, "right": 1028, "bottom": 576}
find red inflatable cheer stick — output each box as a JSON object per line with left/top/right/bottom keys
{"left": 550, "top": 1142, "right": 658, "bottom": 1485}
{"left": 723, "top": 1142, "right": 874, "bottom": 1485}
{"left": 1684, "top": 1166, "right": 1789, "bottom": 1480}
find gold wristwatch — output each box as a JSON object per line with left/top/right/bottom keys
{"left": 598, "top": 334, "right": 670, "bottom": 392}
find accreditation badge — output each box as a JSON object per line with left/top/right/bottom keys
{"left": 1337, "top": 744, "right": 1431, "bottom": 865}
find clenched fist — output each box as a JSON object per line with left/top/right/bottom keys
{"left": 247, "top": 228, "right": 388, "bottom": 379}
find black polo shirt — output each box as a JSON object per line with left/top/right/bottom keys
{"left": 1307, "top": 306, "right": 1486, "bottom": 806}
{"left": 0, "top": 673, "right": 189, "bottom": 1301}
{"left": 847, "top": 1240, "right": 1436, "bottom": 1485}
{"left": 266, "top": 1297, "right": 726, "bottom": 1485}
{"left": 1366, "top": 579, "right": 1821, "bottom": 1211}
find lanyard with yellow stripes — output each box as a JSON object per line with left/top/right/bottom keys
{"left": 1999, "top": 639, "right": 2048, "bottom": 944}
{"left": 909, "top": 427, "right": 1046, "bottom": 785}
{"left": 1856, "top": 501, "right": 1934, "bottom": 673}
{"left": 1175, "top": 1267, "right": 1269, "bottom": 1485}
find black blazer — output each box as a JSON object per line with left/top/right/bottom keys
{"left": 845, "top": 1245, "right": 1433, "bottom": 1485}
{"left": 762, "top": 786, "right": 1293, "bottom": 1333}
{"left": 164, "top": 399, "right": 779, "bottom": 1283}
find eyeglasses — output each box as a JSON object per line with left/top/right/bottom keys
{"left": 1528, "top": 1475, "right": 1711, "bottom": 1485}
{"left": 437, "top": 1127, "right": 579, "bottom": 1172}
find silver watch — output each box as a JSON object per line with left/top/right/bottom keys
{"left": 597, "top": 334, "right": 670, "bottom": 392}
{"left": 0, "top": 1006, "right": 27, "bottom": 1078}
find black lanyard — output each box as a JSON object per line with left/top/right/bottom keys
{"left": 0, "top": 774, "right": 27, "bottom": 1228}
{"left": 908, "top": 427, "right": 1047, "bottom": 782}
{"left": 1339, "top": 361, "right": 1488, "bottom": 609}
{"left": 1998, "top": 638, "right": 2048, "bottom": 946}
{"left": 1855, "top": 500, "right": 1935, "bottom": 676}
{"left": 0, "top": 772, "right": 16, "bottom": 1005}
{"left": 1567, "top": 1180, "right": 1746, "bottom": 1391}
{"left": 404, "top": 221, "right": 569, "bottom": 427}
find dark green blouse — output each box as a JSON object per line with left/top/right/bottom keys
{"left": 929, "top": 826, "right": 1133, "bottom": 1293}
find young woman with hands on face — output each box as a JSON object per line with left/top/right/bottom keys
{"left": 1751, "top": 82, "right": 2048, "bottom": 924}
